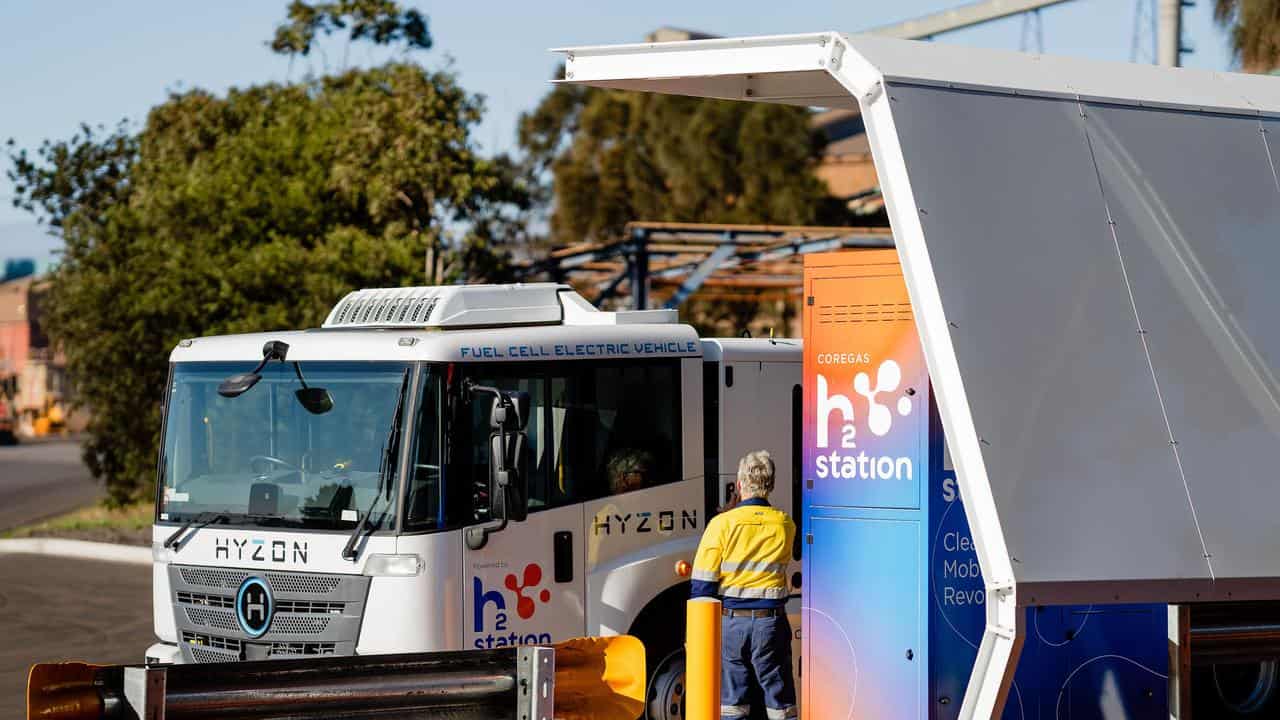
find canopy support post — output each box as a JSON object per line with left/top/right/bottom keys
{"left": 960, "top": 586, "right": 1023, "bottom": 720}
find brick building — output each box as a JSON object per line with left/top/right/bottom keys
{"left": 0, "top": 276, "right": 80, "bottom": 436}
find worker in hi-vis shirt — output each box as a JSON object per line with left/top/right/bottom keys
{"left": 691, "top": 450, "right": 797, "bottom": 720}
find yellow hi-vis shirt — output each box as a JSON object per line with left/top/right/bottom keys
{"left": 691, "top": 499, "right": 795, "bottom": 607}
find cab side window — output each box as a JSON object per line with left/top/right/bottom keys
{"left": 550, "top": 360, "right": 681, "bottom": 502}
{"left": 456, "top": 371, "right": 552, "bottom": 513}
{"left": 454, "top": 360, "right": 682, "bottom": 515}
{"left": 405, "top": 369, "right": 472, "bottom": 531}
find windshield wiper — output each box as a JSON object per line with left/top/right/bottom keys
{"left": 164, "top": 512, "right": 230, "bottom": 550}
{"left": 342, "top": 368, "right": 410, "bottom": 561}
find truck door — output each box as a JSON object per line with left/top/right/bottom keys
{"left": 460, "top": 367, "right": 586, "bottom": 649}
{"left": 717, "top": 359, "right": 802, "bottom": 518}
{"left": 717, "top": 357, "right": 805, "bottom": 682}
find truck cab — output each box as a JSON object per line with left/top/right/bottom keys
{"left": 147, "top": 283, "right": 800, "bottom": 719}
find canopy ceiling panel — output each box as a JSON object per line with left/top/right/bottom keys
{"left": 1083, "top": 103, "right": 1280, "bottom": 582}
{"left": 884, "top": 83, "right": 1213, "bottom": 590}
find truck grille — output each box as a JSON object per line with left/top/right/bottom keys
{"left": 269, "top": 642, "right": 338, "bottom": 656}
{"left": 181, "top": 631, "right": 242, "bottom": 664}
{"left": 185, "top": 606, "right": 240, "bottom": 632}
{"left": 176, "top": 591, "right": 343, "bottom": 615}
{"left": 178, "top": 567, "right": 250, "bottom": 590}
{"left": 269, "top": 615, "right": 331, "bottom": 635}
{"left": 176, "top": 591, "right": 234, "bottom": 609}
{"left": 266, "top": 574, "right": 342, "bottom": 595}
{"left": 170, "top": 565, "right": 368, "bottom": 663}
{"left": 182, "top": 630, "right": 242, "bottom": 652}
{"left": 277, "top": 600, "right": 345, "bottom": 614}
{"left": 180, "top": 631, "right": 336, "bottom": 659}
{"left": 178, "top": 567, "right": 343, "bottom": 595}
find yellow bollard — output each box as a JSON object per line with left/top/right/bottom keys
{"left": 686, "top": 597, "right": 722, "bottom": 720}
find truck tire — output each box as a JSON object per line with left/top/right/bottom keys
{"left": 1194, "top": 661, "right": 1280, "bottom": 716}
{"left": 630, "top": 583, "right": 692, "bottom": 720}
{"left": 647, "top": 649, "right": 685, "bottom": 720}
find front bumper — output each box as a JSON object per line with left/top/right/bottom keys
{"left": 145, "top": 642, "right": 183, "bottom": 665}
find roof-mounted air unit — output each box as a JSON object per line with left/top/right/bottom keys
{"left": 323, "top": 283, "right": 678, "bottom": 329}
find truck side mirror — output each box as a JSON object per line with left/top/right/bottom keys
{"left": 218, "top": 371, "right": 262, "bottom": 398}
{"left": 489, "top": 392, "right": 530, "bottom": 432}
{"left": 488, "top": 391, "right": 530, "bottom": 523}
{"left": 295, "top": 386, "right": 335, "bottom": 415}
{"left": 489, "top": 431, "right": 529, "bottom": 522}
{"left": 465, "top": 384, "right": 530, "bottom": 550}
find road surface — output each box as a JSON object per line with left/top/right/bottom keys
{"left": 0, "top": 554, "right": 154, "bottom": 714}
{"left": 0, "top": 440, "right": 101, "bottom": 531}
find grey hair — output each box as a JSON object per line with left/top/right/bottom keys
{"left": 737, "top": 450, "right": 775, "bottom": 499}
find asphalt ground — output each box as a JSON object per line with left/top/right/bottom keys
{"left": 0, "top": 439, "right": 102, "bottom": 531}
{"left": 0, "top": 553, "right": 154, "bottom": 714}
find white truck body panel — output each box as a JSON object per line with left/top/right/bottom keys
{"left": 170, "top": 323, "right": 701, "bottom": 364}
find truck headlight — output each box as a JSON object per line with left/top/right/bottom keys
{"left": 362, "top": 553, "right": 424, "bottom": 577}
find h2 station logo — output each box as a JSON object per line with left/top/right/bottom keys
{"left": 814, "top": 358, "right": 916, "bottom": 481}
{"left": 472, "top": 563, "right": 553, "bottom": 648}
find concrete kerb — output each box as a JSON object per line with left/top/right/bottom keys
{"left": 0, "top": 537, "right": 150, "bottom": 565}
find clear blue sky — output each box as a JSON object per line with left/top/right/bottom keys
{"left": 0, "top": 0, "right": 1235, "bottom": 266}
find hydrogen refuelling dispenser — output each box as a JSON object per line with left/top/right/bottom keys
{"left": 801, "top": 250, "right": 1167, "bottom": 720}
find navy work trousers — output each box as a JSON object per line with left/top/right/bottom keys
{"left": 720, "top": 612, "right": 797, "bottom": 719}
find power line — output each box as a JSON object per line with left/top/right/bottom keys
{"left": 1020, "top": 8, "right": 1045, "bottom": 53}
{"left": 870, "top": 0, "right": 1074, "bottom": 40}
{"left": 1130, "top": 0, "right": 1157, "bottom": 63}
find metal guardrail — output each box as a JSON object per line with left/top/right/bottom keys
{"left": 28, "top": 637, "right": 644, "bottom": 720}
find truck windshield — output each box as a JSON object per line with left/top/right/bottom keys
{"left": 159, "top": 361, "right": 412, "bottom": 530}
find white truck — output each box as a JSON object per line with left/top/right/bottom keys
{"left": 147, "top": 282, "right": 802, "bottom": 720}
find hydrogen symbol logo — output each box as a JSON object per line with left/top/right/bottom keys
{"left": 505, "top": 563, "right": 551, "bottom": 620}
{"left": 853, "top": 360, "right": 913, "bottom": 437}
{"left": 235, "top": 576, "right": 273, "bottom": 638}
{"left": 813, "top": 358, "right": 918, "bottom": 482}
{"left": 472, "top": 563, "right": 555, "bottom": 648}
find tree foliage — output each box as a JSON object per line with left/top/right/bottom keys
{"left": 7, "top": 7, "right": 526, "bottom": 503}
{"left": 270, "top": 0, "right": 431, "bottom": 57}
{"left": 1215, "top": 0, "right": 1280, "bottom": 72}
{"left": 518, "top": 81, "right": 843, "bottom": 245}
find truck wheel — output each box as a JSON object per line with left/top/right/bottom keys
{"left": 647, "top": 649, "right": 685, "bottom": 720}
{"left": 1211, "top": 661, "right": 1280, "bottom": 715}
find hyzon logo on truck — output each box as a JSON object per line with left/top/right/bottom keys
{"left": 591, "top": 508, "right": 698, "bottom": 535}
{"left": 215, "top": 536, "right": 309, "bottom": 564}
{"left": 472, "top": 563, "right": 553, "bottom": 648}
{"left": 813, "top": 357, "right": 916, "bottom": 481}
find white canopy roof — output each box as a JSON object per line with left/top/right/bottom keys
{"left": 557, "top": 32, "right": 1280, "bottom": 114}
{"left": 557, "top": 32, "right": 1280, "bottom": 718}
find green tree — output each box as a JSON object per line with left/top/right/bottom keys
{"left": 1215, "top": 0, "right": 1280, "bottom": 72}
{"left": 7, "top": 5, "right": 528, "bottom": 503}
{"left": 518, "top": 80, "right": 843, "bottom": 246}
{"left": 270, "top": 0, "right": 431, "bottom": 58}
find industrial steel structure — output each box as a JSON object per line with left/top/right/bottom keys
{"left": 517, "top": 221, "right": 892, "bottom": 310}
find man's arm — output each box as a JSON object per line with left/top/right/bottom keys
{"left": 690, "top": 517, "right": 724, "bottom": 599}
